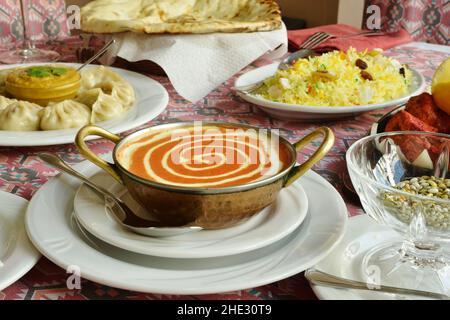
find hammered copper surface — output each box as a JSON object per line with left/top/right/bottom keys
{"left": 122, "top": 174, "right": 284, "bottom": 229}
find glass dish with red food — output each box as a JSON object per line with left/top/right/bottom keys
{"left": 370, "top": 92, "right": 450, "bottom": 169}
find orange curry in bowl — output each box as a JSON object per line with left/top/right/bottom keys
{"left": 116, "top": 125, "right": 292, "bottom": 188}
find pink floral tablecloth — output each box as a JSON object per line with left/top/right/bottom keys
{"left": 0, "top": 0, "right": 70, "bottom": 45}
{"left": 363, "top": 0, "right": 449, "bottom": 45}
{"left": 0, "top": 42, "right": 448, "bottom": 300}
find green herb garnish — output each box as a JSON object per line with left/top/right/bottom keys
{"left": 26, "top": 66, "right": 68, "bottom": 78}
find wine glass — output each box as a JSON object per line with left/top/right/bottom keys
{"left": 0, "top": 0, "right": 60, "bottom": 64}
{"left": 347, "top": 132, "right": 450, "bottom": 295}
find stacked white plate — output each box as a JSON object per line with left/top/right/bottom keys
{"left": 0, "top": 192, "right": 40, "bottom": 291}
{"left": 25, "top": 159, "right": 348, "bottom": 295}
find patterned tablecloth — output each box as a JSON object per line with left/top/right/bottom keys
{"left": 0, "top": 42, "right": 448, "bottom": 300}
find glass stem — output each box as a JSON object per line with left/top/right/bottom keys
{"left": 401, "top": 208, "right": 446, "bottom": 268}
{"left": 19, "top": 0, "right": 33, "bottom": 54}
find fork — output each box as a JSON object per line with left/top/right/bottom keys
{"left": 298, "top": 29, "right": 385, "bottom": 50}
{"left": 298, "top": 31, "right": 333, "bottom": 50}
{"left": 281, "top": 29, "right": 386, "bottom": 69}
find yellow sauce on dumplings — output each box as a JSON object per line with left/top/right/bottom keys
{"left": 6, "top": 65, "right": 81, "bottom": 106}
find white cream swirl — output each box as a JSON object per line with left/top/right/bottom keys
{"left": 117, "top": 126, "right": 287, "bottom": 188}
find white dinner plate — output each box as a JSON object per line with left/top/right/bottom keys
{"left": 25, "top": 160, "right": 347, "bottom": 295}
{"left": 0, "top": 63, "right": 169, "bottom": 146}
{"left": 0, "top": 192, "right": 40, "bottom": 291}
{"left": 73, "top": 169, "right": 308, "bottom": 259}
{"left": 310, "top": 215, "right": 439, "bottom": 300}
{"left": 235, "top": 63, "right": 425, "bottom": 121}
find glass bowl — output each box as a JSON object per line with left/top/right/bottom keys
{"left": 347, "top": 131, "right": 450, "bottom": 295}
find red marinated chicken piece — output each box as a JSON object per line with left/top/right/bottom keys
{"left": 384, "top": 93, "right": 450, "bottom": 166}
{"left": 405, "top": 93, "right": 440, "bottom": 127}
{"left": 437, "top": 111, "right": 450, "bottom": 134}
{"left": 385, "top": 110, "right": 439, "bottom": 133}
{"left": 405, "top": 92, "right": 450, "bottom": 134}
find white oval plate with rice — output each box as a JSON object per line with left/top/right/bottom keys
{"left": 235, "top": 63, "right": 425, "bottom": 121}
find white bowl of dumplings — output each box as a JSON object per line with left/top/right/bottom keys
{"left": 0, "top": 66, "right": 136, "bottom": 131}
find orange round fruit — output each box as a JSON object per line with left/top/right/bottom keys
{"left": 431, "top": 57, "right": 450, "bottom": 115}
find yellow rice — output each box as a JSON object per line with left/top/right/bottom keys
{"left": 254, "top": 48, "right": 412, "bottom": 107}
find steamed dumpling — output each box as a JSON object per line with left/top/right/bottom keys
{"left": 84, "top": 80, "right": 135, "bottom": 109}
{"left": 111, "top": 80, "right": 135, "bottom": 108}
{"left": 0, "top": 101, "right": 43, "bottom": 131}
{"left": 0, "top": 70, "right": 17, "bottom": 109}
{"left": 80, "top": 67, "right": 101, "bottom": 90}
{"left": 77, "top": 88, "right": 126, "bottom": 123}
{"left": 0, "top": 69, "right": 11, "bottom": 96}
{"left": 78, "top": 66, "right": 132, "bottom": 123}
{"left": 80, "top": 66, "right": 135, "bottom": 108}
{"left": 80, "top": 66, "right": 127, "bottom": 90}
{"left": 102, "top": 67, "right": 127, "bottom": 83}
{"left": 76, "top": 88, "right": 103, "bottom": 108}
{"left": 91, "top": 91, "right": 124, "bottom": 123}
{"left": 40, "top": 100, "right": 91, "bottom": 130}
{"left": 0, "top": 95, "right": 17, "bottom": 111}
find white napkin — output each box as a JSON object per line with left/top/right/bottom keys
{"left": 104, "top": 24, "right": 287, "bottom": 102}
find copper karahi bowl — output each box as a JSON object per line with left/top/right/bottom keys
{"left": 76, "top": 122, "right": 334, "bottom": 229}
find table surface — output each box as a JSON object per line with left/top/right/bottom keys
{"left": 0, "top": 41, "right": 448, "bottom": 300}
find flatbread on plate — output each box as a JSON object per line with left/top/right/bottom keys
{"left": 81, "top": 0, "right": 282, "bottom": 34}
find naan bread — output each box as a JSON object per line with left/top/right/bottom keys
{"left": 81, "top": 0, "right": 281, "bottom": 34}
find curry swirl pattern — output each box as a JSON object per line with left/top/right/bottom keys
{"left": 117, "top": 125, "right": 291, "bottom": 188}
